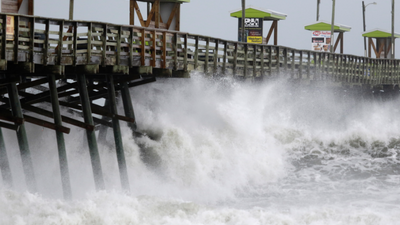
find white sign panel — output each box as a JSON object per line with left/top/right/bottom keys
{"left": 311, "top": 31, "right": 331, "bottom": 52}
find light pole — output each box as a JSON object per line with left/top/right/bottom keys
{"left": 391, "top": 0, "right": 395, "bottom": 59}
{"left": 69, "top": 0, "right": 74, "bottom": 20}
{"left": 362, "top": 1, "right": 377, "bottom": 57}
{"left": 317, "top": 0, "right": 321, "bottom": 21}
{"left": 241, "top": 0, "right": 246, "bottom": 42}
{"left": 330, "top": 0, "right": 335, "bottom": 53}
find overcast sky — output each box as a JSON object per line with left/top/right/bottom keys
{"left": 35, "top": 0, "right": 399, "bottom": 57}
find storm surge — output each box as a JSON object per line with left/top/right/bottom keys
{"left": 1, "top": 73, "right": 400, "bottom": 224}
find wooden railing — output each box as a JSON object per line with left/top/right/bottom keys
{"left": 1, "top": 13, "right": 400, "bottom": 86}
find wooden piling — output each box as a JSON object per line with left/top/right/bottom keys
{"left": 0, "top": 128, "right": 13, "bottom": 188}
{"left": 121, "top": 82, "right": 137, "bottom": 132}
{"left": 107, "top": 75, "right": 130, "bottom": 191}
{"left": 76, "top": 74, "right": 105, "bottom": 191}
{"left": 48, "top": 74, "right": 72, "bottom": 200}
{"left": 7, "top": 82, "right": 37, "bottom": 193}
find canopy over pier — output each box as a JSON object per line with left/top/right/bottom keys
{"left": 130, "top": 0, "right": 189, "bottom": 31}
{"left": 230, "top": 6, "right": 287, "bottom": 45}
{"left": 304, "top": 21, "right": 351, "bottom": 54}
{"left": 362, "top": 29, "right": 400, "bottom": 59}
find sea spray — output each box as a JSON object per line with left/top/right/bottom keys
{"left": 1, "top": 73, "right": 400, "bottom": 224}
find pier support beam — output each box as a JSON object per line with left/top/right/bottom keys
{"left": 107, "top": 75, "right": 130, "bottom": 191}
{"left": 97, "top": 99, "right": 110, "bottom": 144}
{"left": 7, "top": 82, "right": 37, "bottom": 192}
{"left": 0, "top": 128, "right": 13, "bottom": 188}
{"left": 48, "top": 74, "right": 72, "bottom": 200}
{"left": 121, "top": 82, "right": 137, "bottom": 132}
{"left": 77, "top": 74, "right": 105, "bottom": 190}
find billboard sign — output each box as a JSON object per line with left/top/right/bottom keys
{"left": 238, "top": 18, "right": 263, "bottom": 44}
{"left": 311, "top": 31, "right": 331, "bottom": 52}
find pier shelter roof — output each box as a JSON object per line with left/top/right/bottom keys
{"left": 229, "top": 6, "right": 287, "bottom": 21}
{"left": 229, "top": 6, "right": 287, "bottom": 45}
{"left": 304, "top": 21, "right": 351, "bottom": 33}
{"left": 362, "top": 29, "right": 400, "bottom": 59}
{"left": 362, "top": 29, "right": 400, "bottom": 38}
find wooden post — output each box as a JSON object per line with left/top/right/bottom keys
{"left": 1, "top": 15, "right": 7, "bottom": 68}
{"left": 154, "top": 0, "right": 160, "bottom": 29}
{"left": 76, "top": 74, "right": 105, "bottom": 191}
{"left": 107, "top": 75, "right": 130, "bottom": 191}
{"left": 102, "top": 24, "right": 108, "bottom": 67}
{"left": 253, "top": 45, "right": 256, "bottom": 77}
{"left": 274, "top": 21, "right": 278, "bottom": 45}
{"left": 268, "top": 46, "right": 272, "bottom": 76}
{"left": 175, "top": 3, "right": 180, "bottom": 31}
{"left": 291, "top": 50, "right": 295, "bottom": 78}
{"left": 73, "top": 22, "right": 78, "bottom": 66}
{"left": 87, "top": 23, "right": 93, "bottom": 65}
{"left": 260, "top": 45, "right": 265, "bottom": 78}
{"left": 233, "top": 43, "right": 238, "bottom": 76}
{"left": 130, "top": 0, "right": 134, "bottom": 25}
{"left": 48, "top": 74, "right": 72, "bottom": 200}
{"left": 57, "top": 21, "right": 64, "bottom": 65}
{"left": 13, "top": 16, "right": 19, "bottom": 64}
{"left": 194, "top": 36, "right": 199, "bottom": 69}
{"left": 243, "top": 44, "right": 248, "bottom": 77}
{"left": 0, "top": 128, "right": 13, "bottom": 188}
{"left": 117, "top": 26, "right": 122, "bottom": 66}
{"left": 183, "top": 34, "right": 188, "bottom": 71}
{"left": 162, "top": 32, "right": 167, "bottom": 69}
{"left": 151, "top": 30, "right": 156, "bottom": 67}
{"left": 140, "top": 29, "right": 145, "bottom": 66}
{"left": 44, "top": 19, "right": 50, "bottom": 65}
{"left": 214, "top": 39, "right": 219, "bottom": 75}
{"left": 129, "top": 27, "right": 134, "bottom": 68}
{"left": 28, "top": 0, "right": 34, "bottom": 15}
{"left": 120, "top": 82, "right": 137, "bottom": 132}
{"left": 205, "top": 37, "right": 209, "bottom": 74}
{"left": 222, "top": 41, "right": 227, "bottom": 74}
{"left": 299, "top": 51, "right": 303, "bottom": 78}
{"left": 174, "top": 33, "right": 178, "bottom": 70}
{"left": 7, "top": 82, "right": 37, "bottom": 193}
{"left": 276, "top": 47, "right": 280, "bottom": 75}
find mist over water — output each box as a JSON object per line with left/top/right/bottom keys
{"left": 1, "top": 72, "right": 400, "bottom": 224}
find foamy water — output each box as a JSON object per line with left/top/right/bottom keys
{"left": 1, "top": 73, "right": 400, "bottom": 224}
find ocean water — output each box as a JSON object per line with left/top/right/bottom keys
{"left": 1, "top": 73, "right": 400, "bottom": 224}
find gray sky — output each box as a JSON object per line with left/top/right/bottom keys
{"left": 35, "top": 0, "right": 399, "bottom": 57}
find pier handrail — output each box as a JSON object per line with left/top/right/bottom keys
{"left": 1, "top": 13, "right": 400, "bottom": 87}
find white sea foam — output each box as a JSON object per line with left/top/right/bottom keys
{"left": 1, "top": 73, "right": 400, "bottom": 224}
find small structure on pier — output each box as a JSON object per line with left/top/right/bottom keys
{"left": 362, "top": 29, "right": 400, "bottom": 59}
{"left": 229, "top": 6, "right": 287, "bottom": 45}
{"left": 1, "top": 0, "right": 34, "bottom": 15}
{"left": 304, "top": 21, "right": 351, "bottom": 54}
{"left": 129, "top": 0, "right": 189, "bottom": 31}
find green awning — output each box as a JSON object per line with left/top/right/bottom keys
{"left": 362, "top": 29, "right": 400, "bottom": 38}
{"left": 304, "top": 21, "right": 351, "bottom": 32}
{"left": 230, "top": 6, "right": 287, "bottom": 20}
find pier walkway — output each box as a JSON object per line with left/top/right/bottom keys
{"left": 1, "top": 13, "right": 400, "bottom": 87}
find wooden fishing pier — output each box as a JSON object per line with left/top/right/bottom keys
{"left": 1, "top": 6, "right": 400, "bottom": 199}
